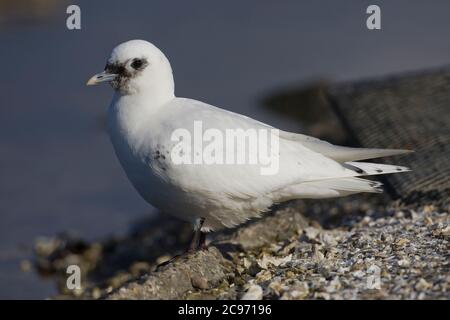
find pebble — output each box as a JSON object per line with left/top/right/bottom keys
{"left": 241, "top": 284, "right": 263, "bottom": 300}
{"left": 304, "top": 227, "right": 320, "bottom": 240}
{"left": 415, "top": 278, "right": 432, "bottom": 291}
{"left": 191, "top": 275, "right": 209, "bottom": 290}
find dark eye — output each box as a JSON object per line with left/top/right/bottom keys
{"left": 131, "top": 58, "right": 144, "bottom": 70}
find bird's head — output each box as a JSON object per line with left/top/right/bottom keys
{"left": 87, "top": 40, "right": 175, "bottom": 98}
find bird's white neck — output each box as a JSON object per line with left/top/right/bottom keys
{"left": 108, "top": 59, "right": 176, "bottom": 146}
{"left": 108, "top": 82, "right": 175, "bottom": 143}
{"left": 114, "top": 86, "right": 175, "bottom": 109}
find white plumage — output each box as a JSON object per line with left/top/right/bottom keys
{"left": 88, "top": 40, "right": 412, "bottom": 233}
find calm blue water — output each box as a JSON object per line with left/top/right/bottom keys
{"left": 1, "top": 0, "right": 449, "bottom": 298}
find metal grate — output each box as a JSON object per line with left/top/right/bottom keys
{"left": 329, "top": 69, "right": 450, "bottom": 203}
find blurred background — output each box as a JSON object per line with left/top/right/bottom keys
{"left": 1, "top": 0, "right": 450, "bottom": 299}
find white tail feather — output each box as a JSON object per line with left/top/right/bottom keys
{"left": 302, "top": 177, "right": 383, "bottom": 194}
{"left": 274, "top": 177, "right": 382, "bottom": 201}
{"left": 279, "top": 130, "right": 413, "bottom": 162}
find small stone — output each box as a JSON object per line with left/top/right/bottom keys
{"left": 395, "top": 238, "right": 410, "bottom": 247}
{"left": 395, "top": 211, "right": 405, "bottom": 218}
{"left": 129, "top": 261, "right": 151, "bottom": 276}
{"left": 321, "top": 233, "right": 338, "bottom": 246}
{"left": 352, "top": 270, "right": 365, "bottom": 279}
{"left": 362, "top": 216, "right": 372, "bottom": 225}
{"left": 415, "top": 278, "right": 432, "bottom": 291}
{"left": 156, "top": 255, "right": 171, "bottom": 265}
{"left": 268, "top": 279, "right": 288, "bottom": 296}
{"left": 257, "top": 254, "right": 292, "bottom": 269}
{"left": 435, "top": 225, "right": 450, "bottom": 237}
{"left": 242, "top": 257, "right": 252, "bottom": 269}
{"left": 191, "top": 275, "right": 209, "bottom": 290}
{"left": 92, "top": 287, "right": 102, "bottom": 299}
{"left": 423, "top": 205, "right": 435, "bottom": 214}
{"left": 325, "top": 277, "right": 341, "bottom": 293}
{"left": 281, "top": 282, "right": 309, "bottom": 300}
{"left": 318, "top": 264, "right": 332, "bottom": 278}
{"left": 314, "top": 292, "right": 331, "bottom": 300}
{"left": 305, "top": 227, "right": 320, "bottom": 240}
{"left": 397, "top": 259, "right": 410, "bottom": 267}
{"left": 241, "top": 284, "right": 263, "bottom": 300}
{"left": 410, "top": 210, "right": 420, "bottom": 221}
{"left": 255, "top": 270, "right": 273, "bottom": 282}
{"left": 424, "top": 215, "right": 433, "bottom": 226}
{"left": 312, "top": 246, "right": 324, "bottom": 261}
{"left": 249, "top": 265, "right": 263, "bottom": 277}
{"left": 280, "top": 241, "right": 298, "bottom": 255}
{"left": 268, "top": 243, "right": 282, "bottom": 252}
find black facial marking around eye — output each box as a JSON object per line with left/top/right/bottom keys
{"left": 131, "top": 58, "right": 144, "bottom": 70}
{"left": 104, "top": 63, "right": 125, "bottom": 75}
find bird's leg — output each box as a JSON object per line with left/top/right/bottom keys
{"left": 198, "top": 230, "right": 207, "bottom": 250}
{"left": 156, "top": 217, "right": 206, "bottom": 270}
{"left": 188, "top": 217, "right": 206, "bottom": 252}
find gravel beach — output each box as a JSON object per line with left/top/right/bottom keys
{"left": 33, "top": 195, "right": 449, "bottom": 300}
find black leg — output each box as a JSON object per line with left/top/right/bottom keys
{"left": 198, "top": 231, "right": 207, "bottom": 250}
{"left": 156, "top": 217, "right": 207, "bottom": 270}
{"left": 188, "top": 217, "right": 205, "bottom": 252}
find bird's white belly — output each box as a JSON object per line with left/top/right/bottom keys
{"left": 110, "top": 134, "right": 198, "bottom": 221}
{"left": 106, "top": 111, "right": 196, "bottom": 223}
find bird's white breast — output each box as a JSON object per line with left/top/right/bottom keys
{"left": 106, "top": 95, "right": 187, "bottom": 216}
